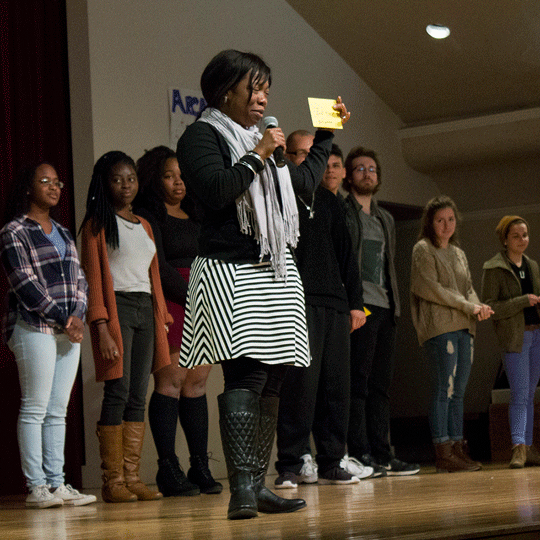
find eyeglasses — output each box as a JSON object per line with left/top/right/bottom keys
{"left": 39, "top": 177, "right": 64, "bottom": 189}
{"left": 287, "top": 150, "right": 310, "bottom": 158}
{"left": 354, "top": 166, "right": 377, "bottom": 174}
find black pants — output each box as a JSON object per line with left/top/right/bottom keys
{"left": 276, "top": 305, "right": 351, "bottom": 474}
{"left": 100, "top": 292, "right": 155, "bottom": 425}
{"left": 348, "top": 304, "right": 395, "bottom": 463}
{"left": 221, "top": 356, "right": 288, "bottom": 398}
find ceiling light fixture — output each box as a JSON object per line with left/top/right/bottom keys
{"left": 426, "top": 24, "right": 450, "bottom": 39}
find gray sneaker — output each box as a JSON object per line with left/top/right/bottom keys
{"left": 26, "top": 485, "right": 63, "bottom": 508}
{"left": 52, "top": 484, "right": 97, "bottom": 506}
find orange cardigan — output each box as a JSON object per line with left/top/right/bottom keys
{"left": 81, "top": 217, "right": 173, "bottom": 382}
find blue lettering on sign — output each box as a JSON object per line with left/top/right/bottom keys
{"left": 171, "top": 90, "right": 207, "bottom": 116}
{"left": 171, "top": 90, "right": 186, "bottom": 114}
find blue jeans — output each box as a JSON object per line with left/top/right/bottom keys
{"left": 423, "top": 330, "right": 473, "bottom": 443}
{"left": 504, "top": 329, "right": 540, "bottom": 445}
{"left": 8, "top": 319, "right": 80, "bottom": 488}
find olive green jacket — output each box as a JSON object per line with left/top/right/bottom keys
{"left": 481, "top": 252, "right": 540, "bottom": 353}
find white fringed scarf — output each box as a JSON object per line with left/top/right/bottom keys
{"left": 199, "top": 108, "right": 299, "bottom": 281}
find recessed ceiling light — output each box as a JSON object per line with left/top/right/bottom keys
{"left": 426, "top": 24, "right": 450, "bottom": 39}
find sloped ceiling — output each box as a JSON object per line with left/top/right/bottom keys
{"left": 286, "top": 0, "right": 540, "bottom": 171}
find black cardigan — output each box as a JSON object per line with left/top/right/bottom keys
{"left": 295, "top": 186, "right": 363, "bottom": 314}
{"left": 176, "top": 121, "right": 333, "bottom": 263}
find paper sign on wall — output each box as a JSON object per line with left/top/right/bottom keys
{"left": 169, "top": 88, "right": 207, "bottom": 149}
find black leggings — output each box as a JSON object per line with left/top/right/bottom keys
{"left": 221, "top": 356, "right": 288, "bottom": 398}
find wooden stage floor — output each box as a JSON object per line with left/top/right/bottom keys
{"left": 2, "top": 464, "right": 540, "bottom": 540}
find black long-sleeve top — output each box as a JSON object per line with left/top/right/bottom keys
{"left": 135, "top": 208, "right": 199, "bottom": 306}
{"left": 295, "top": 186, "right": 363, "bottom": 314}
{"left": 176, "top": 121, "right": 333, "bottom": 263}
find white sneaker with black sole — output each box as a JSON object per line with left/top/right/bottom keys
{"left": 340, "top": 454, "right": 374, "bottom": 479}
{"left": 298, "top": 453, "right": 318, "bottom": 484}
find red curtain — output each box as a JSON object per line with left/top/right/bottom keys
{"left": 0, "top": 0, "right": 84, "bottom": 494}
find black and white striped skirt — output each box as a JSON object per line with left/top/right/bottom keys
{"left": 179, "top": 251, "right": 311, "bottom": 368}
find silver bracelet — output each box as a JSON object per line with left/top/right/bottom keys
{"left": 245, "top": 151, "right": 265, "bottom": 166}
{"left": 238, "top": 158, "right": 257, "bottom": 175}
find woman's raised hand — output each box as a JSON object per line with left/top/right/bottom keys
{"left": 334, "top": 96, "right": 351, "bottom": 126}
{"left": 319, "top": 96, "right": 351, "bottom": 133}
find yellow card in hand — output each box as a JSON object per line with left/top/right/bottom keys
{"left": 308, "top": 98, "right": 343, "bottom": 130}
{"left": 364, "top": 307, "right": 371, "bottom": 316}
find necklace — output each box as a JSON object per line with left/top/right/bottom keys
{"left": 117, "top": 214, "right": 137, "bottom": 230}
{"left": 297, "top": 194, "right": 315, "bottom": 219}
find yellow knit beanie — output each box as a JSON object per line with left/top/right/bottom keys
{"left": 495, "top": 215, "right": 529, "bottom": 246}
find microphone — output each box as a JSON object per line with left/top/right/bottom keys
{"left": 261, "top": 116, "right": 286, "bottom": 168}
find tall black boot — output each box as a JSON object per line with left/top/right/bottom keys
{"left": 255, "top": 397, "right": 306, "bottom": 514}
{"left": 218, "top": 389, "right": 259, "bottom": 520}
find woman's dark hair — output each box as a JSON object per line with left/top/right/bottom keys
{"left": 134, "top": 145, "right": 197, "bottom": 222}
{"left": 3, "top": 161, "right": 56, "bottom": 225}
{"left": 418, "top": 195, "right": 460, "bottom": 247}
{"left": 79, "top": 151, "right": 136, "bottom": 249}
{"left": 200, "top": 49, "right": 271, "bottom": 111}
{"left": 343, "top": 146, "right": 381, "bottom": 194}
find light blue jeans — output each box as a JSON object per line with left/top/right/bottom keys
{"left": 8, "top": 319, "right": 80, "bottom": 488}
{"left": 423, "top": 330, "right": 474, "bottom": 443}
{"left": 504, "top": 329, "right": 540, "bottom": 446}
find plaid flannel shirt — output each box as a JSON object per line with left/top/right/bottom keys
{"left": 0, "top": 215, "right": 88, "bottom": 342}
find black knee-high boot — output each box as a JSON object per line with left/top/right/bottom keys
{"left": 255, "top": 396, "right": 306, "bottom": 514}
{"left": 218, "top": 389, "right": 259, "bottom": 520}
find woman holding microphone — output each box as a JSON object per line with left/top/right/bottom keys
{"left": 176, "top": 49, "right": 350, "bottom": 519}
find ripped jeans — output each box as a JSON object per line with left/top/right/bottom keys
{"left": 423, "top": 329, "right": 474, "bottom": 443}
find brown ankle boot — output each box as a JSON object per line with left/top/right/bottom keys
{"left": 123, "top": 421, "right": 163, "bottom": 500}
{"left": 96, "top": 424, "right": 137, "bottom": 503}
{"left": 434, "top": 441, "right": 480, "bottom": 472}
{"left": 509, "top": 444, "right": 527, "bottom": 468}
{"left": 452, "top": 440, "right": 482, "bottom": 470}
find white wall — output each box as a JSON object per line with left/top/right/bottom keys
{"left": 67, "top": 0, "right": 439, "bottom": 488}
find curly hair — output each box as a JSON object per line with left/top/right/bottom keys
{"left": 343, "top": 146, "right": 381, "bottom": 194}
{"left": 135, "top": 146, "right": 197, "bottom": 222}
{"left": 418, "top": 195, "right": 460, "bottom": 247}
{"left": 3, "top": 161, "right": 56, "bottom": 225}
{"left": 79, "top": 151, "right": 136, "bottom": 249}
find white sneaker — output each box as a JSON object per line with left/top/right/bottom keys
{"left": 340, "top": 454, "right": 374, "bottom": 479}
{"left": 298, "top": 454, "right": 318, "bottom": 483}
{"left": 26, "top": 485, "right": 64, "bottom": 508}
{"left": 52, "top": 484, "right": 97, "bottom": 506}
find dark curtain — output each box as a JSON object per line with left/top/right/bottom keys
{"left": 0, "top": 0, "right": 85, "bottom": 495}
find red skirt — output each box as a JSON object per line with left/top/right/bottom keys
{"left": 166, "top": 267, "right": 190, "bottom": 348}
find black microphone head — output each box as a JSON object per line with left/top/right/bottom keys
{"left": 261, "top": 116, "right": 278, "bottom": 130}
